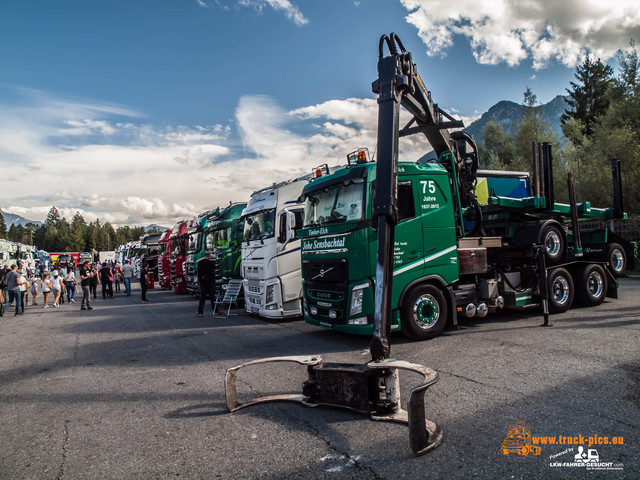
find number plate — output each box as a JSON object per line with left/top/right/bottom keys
{"left": 251, "top": 306, "right": 259, "bottom": 314}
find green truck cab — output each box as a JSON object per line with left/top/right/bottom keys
{"left": 185, "top": 212, "right": 214, "bottom": 295}
{"left": 205, "top": 202, "right": 247, "bottom": 297}
{"left": 300, "top": 160, "right": 459, "bottom": 336}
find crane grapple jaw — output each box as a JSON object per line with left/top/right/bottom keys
{"left": 224, "top": 355, "right": 443, "bottom": 455}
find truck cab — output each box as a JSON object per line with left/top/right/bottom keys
{"left": 185, "top": 212, "right": 215, "bottom": 295}
{"left": 169, "top": 221, "right": 189, "bottom": 293}
{"left": 205, "top": 203, "right": 246, "bottom": 297}
{"left": 241, "top": 175, "right": 311, "bottom": 319}
{"left": 300, "top": 160, "right": 458, "bottom": 335}
{"left": 140, "top": 234, "right": 162, "bottom": 280}
{"left": 157, "top": 230, "right": 172, "bottom": 289}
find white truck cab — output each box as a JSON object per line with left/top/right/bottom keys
{"left": 241, "top": 174, "right": 311, "bottom": 319}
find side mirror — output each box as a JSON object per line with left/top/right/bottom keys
{"left": 286, "top": 211, "right": 297, "bottom": 241}
{"left": 279, "top": 211, "right": 297, "bottom": 245}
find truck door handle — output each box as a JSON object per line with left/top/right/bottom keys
{"left": 408, "top": 249, "right": 421, "bottom": 261}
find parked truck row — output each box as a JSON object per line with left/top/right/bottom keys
{"left": 112, "top": 138, "right": 635, "bottom": 342}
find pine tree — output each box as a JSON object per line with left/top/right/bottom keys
{"left": 561, "top": 53, "right": 614, "bottom": 139}
{"left": 44, "top": 206, "right": 62, "bottom": 227}
{"left": 0, "top": 211, "right": 7, "bottom": 239}
{"left": 614, "top": 39, "right": 640, "bottom": 98}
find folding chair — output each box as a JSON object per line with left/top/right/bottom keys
{"left": 213, "top": 279, "right": 243, "bottom": 318}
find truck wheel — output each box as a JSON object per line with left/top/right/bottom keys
{"left": 547, "top": 268, "right": 574, "bottom": 314}
{"left": 542, "top": 224, "right": 565, "bottom": 265}
{"left": 575, "top": 264, "right": 607, "bottom": 307}
{"left": 400, "top": 284, "right": 448, "bottom": 340}
{"left": 606, "top": 243, "right": 627, "bottom": 277}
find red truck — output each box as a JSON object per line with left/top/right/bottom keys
{"left": 157, "top": 230, "right": 172, "bottom": 290}
{"left": 169, "top": 220, "right": 189, "bottom": 294}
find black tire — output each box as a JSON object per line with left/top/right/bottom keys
{"left": 574, "top": 264, "right": 607, "bottom": 307}
{"left": 400, "top": 284, "right": 448, "bottom": 340}
{"left": 547, "top": 267, "right": 574, "bottom": 314}
{"left": 606, "top": 243, "right": 627, "bottom": 278}
{"left": 541, "top": 224, "right": 565, "bottom": 265}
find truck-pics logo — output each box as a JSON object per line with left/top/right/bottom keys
{"left": 501, "top": 422, "right": 542, "bottom": 456}
{"left": 500, "top": 422, "right": 625, "bottom": 471}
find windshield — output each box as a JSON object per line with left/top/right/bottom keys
{"left": 148, "top": 244, "right": 164, "bottom": 256}
{"left": 303, "top": 179, "right": 364, "bottom": 227}
{"left": 171, "top": 238, "right": 186, "bottom": 255}
{"left": 187, "top": 232, "right": 202, "bottom": 253}
{"left": 207, "top": 227, "right": 232, "bottom": 250}
{"left": 243, "top": 209, "right": 275, "bottom": 242}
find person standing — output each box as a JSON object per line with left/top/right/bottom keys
{"left": 0, "top": 265, "right": 9, "bottom": 305}
{"left": 122, "top": 260, "right": 133, "bottom": 296}
{"left": 30, "top": 276, "right": 39, "bottom": 305}
{"left": 19, "top": 272, "right": 28, "bottom": 313}
{"left": 41, "top": 273, "right": 52, "bottom": 308}
{"left": 196, "top": 251, "right": 217, "bottom": 317}
{"left": 80, "top": 261, "right": 94, "bottom": 311}
{"left": 50, "top": 271, "right": 63, "bottom": 307}
{"left": 100, "top": 262, "right": 113, "bottom": 299}
{"left": 113, "top": 264, "right": 122, "bottom": 293}
{"left": 65, "top": 268, "right": 76, "bottom": 303}
{"left": 140, "top": 262, "right": 149, "bottom": 301}
{"left": 89, "top": 263, "right": 99, "bottom": 300}
{"left": 4, "top": 264, "right": 23, "bottom": 316}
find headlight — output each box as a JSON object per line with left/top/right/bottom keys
{"left": 266, "top": 284, "right": 275, "bottom": 304}
{"left": 349, "top": 287, "right": 365, "bottom": 316}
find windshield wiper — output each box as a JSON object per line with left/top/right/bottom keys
{"left": 329, "top": 209, "right": 347, "bottom": 222}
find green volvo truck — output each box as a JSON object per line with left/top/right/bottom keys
{"left": 185, "top": 210, "right": 217, "bottom": 295}
{"left": 299, "top": 146, "right": 635, "bottom": 340}
{"left": 205, "top": 202, "right": 247, "bottom": 297}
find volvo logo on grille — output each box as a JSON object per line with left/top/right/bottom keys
{"left": 313, "top": 266, "right": 334, "bottom": 280}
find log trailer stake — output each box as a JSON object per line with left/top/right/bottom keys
{"left": 225, "top": 33, "right": 446, "bottom": 455}
{"left": 225, "top": 356, "right": 443, "bottom": 455}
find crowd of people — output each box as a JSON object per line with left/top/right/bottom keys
{"left": 0, "top": 259, "right": 140, "bottom": 316}
{"left": 2, "top": 256, "right": 218, "bottom": 318}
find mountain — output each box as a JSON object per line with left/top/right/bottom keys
{"left": 464, "top": 95, "right": 567, "bottom": 145}
{"left": 144, "top": 224, "right": 169, "bottom": 233}
{"left": 0, "top": 208, "right": 41, "bottom": 228}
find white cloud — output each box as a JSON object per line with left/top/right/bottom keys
{"left": 400, "top": 0, "right": 640, "bottom": 68}
{"left": 0, "top": 88, "right": 470, "bottom": 229}
{"left": 237, "top": 0, "right": 308, "bottom": 26}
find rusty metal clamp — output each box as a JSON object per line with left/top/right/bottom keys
{"left": 224, "top": 355, "right": 443, "bottom": 455}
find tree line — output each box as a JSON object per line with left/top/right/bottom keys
{"left": 0, "top": 206, "right": 161, "bottom": 252}
{"left": 481, "top": 40, "right": 640, "bottom": 215}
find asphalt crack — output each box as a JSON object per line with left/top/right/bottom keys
{"left": 55, "top": 419, "right": 70, "bottom": 480}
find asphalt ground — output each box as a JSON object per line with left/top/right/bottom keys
{"left": 0, "top": 279, "right": 638, "bottom": 479}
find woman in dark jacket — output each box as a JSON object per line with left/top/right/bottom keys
{"left": 100, "top": 262, "right": 114, "bottom": 299}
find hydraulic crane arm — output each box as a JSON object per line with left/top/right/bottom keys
{"left": 370, "top": 33, "right": 474, "bottom": 360}
{"left": 224, "top": 33, "right": 445, "bottom": 457}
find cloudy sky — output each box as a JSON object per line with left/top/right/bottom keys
{"left": 1, "top": 0, "right": 638, "bottom": 227}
